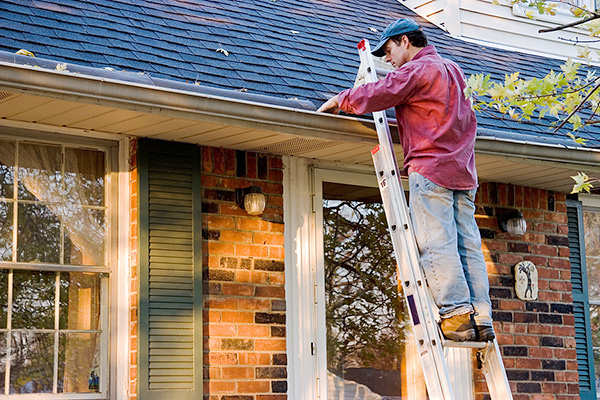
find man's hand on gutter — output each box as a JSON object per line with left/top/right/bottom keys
{"left": 317, "top": 95, "right": 340, "bottom": 114}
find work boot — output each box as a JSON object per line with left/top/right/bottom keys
{"left": 475, "top": 324, "right": 496, "bottom": 342}
{"left": 440, "top": 313, "right": 476, "bottom": 341}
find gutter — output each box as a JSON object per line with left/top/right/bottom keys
{"left": 0, "top": 55, "right": 599, "bottom": 171}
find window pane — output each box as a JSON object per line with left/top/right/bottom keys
{"left": 17, "top": 203, "right": 60, "bottom": 264}
{"left": 59, "top": 272, "right": 101, "bottom": 331}
{"left": 584, "top": 210, "right": 600, "bottom": 299}
{"left": 0, "top": 269, "right": 7, "bottom": 328}
{"left": 324, "top": 186, "right": 414, "bottom": 398}
{"left": 65, "top": 148, "right": 105, "bottom": 207}
{"left": 58, "top": 332, "right": 101, "bottom": 393}
{"left": 64, "top": 208, "right": 105, "bottom": 266}
{"left": 0, "top": 140, "right": 15, "bottom": 198}
{"left": 0, "top": 202, "right": 13, "bottom": 261}
{"left": 12, "top": 270, "right": 55, "bottom": 329}
{"left": 17, "top": 143, "right": 61, "bottom": 202}
{"left": 9, "top": 332, "right": 54, "bottom": 394}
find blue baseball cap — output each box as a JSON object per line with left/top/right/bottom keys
{"left": 371, "top": 18, "right": 420, "bottom": 57}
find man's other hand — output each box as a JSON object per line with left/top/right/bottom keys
{"left": 317, "top": 95, "right": 340, "bottom": 114}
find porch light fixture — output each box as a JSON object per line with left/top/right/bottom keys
{"left": 236, "top": 185, "right": 266, "bottom": 216}
{"left": 498, "top": 210, "right": 527, "bottom": 236}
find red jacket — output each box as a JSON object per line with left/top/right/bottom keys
{"left": 338, "top": 46, "right": 478, "bottom": 190}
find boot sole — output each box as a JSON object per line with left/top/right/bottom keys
{"left": 477, "top": 326, "right": 495, "bottom": 342}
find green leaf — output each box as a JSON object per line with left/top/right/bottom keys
{"left": 571, "top": 171, "right": 593, "bottom": 193}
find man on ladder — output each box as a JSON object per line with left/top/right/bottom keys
{"left": 317, "top": 18, "right": 495, "bottom": 343}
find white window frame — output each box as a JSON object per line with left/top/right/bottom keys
{"left": 284, "top": 157, "right": 473, "bottom": 400}
{"left": 0, "top": 126, "right": 129, "bottom": 400}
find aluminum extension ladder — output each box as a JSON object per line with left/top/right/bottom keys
{"left": 355, "top": 39, "right": 513, "bottom": 400}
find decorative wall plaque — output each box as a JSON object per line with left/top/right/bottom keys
{"left": 515, "top": 261, "right": 538, "bottom": 301}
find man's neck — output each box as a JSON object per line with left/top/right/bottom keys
{"left": 407, "top": 46, "right": 425, "bottom": 62}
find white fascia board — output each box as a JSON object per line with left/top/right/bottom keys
{"left": 1, "top": 60, "right": 598, "bottom": 171}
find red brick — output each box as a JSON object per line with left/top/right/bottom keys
{"left": 269, "top": 157, "right": 283, "bottom": 170}
{"left": 206, "top": 215, "right": 236, "bottom": 229}
{"left": 237, "top": 380, "right": 270, "bottom": 393}
{"left": 530, "top": 347, "right": 553, "bottom": 358}
{"left": 537, "top": 267, "right": 559, "bottom": 279}
{"left": 255, "top": 286, "right": 285, "bottom": 298}
{"left": 552, "top": 326, "right": 575, "bottom": 337}
{"left": 516, "top": 358, "right": 541, "bottom": 369}
{"left": 533, "top": 222, "right": 556, "bottom": 233}
{"left": 545, "top": 212, "right": 567, "bottom": 223}
{"left": 515, "top": 335, "right": 539, "bottom": 346}
{"left": 255, "top": 339, "right": 287, "bottom": 351}
{"left": 236, "top": 244, "right": 269, "bottom": 257}
{"left": 209, "top": 380, "right": 236, "bottom": 393}
{"left": 207, "top": 298, "right": 239, "bottom": 310}
{"left": 239, "top": 299, "right": 271, "bottom": 310}
{"left": 238, "top": 325, "right": 271, "bottom": 337}
{"left": 257, "top": 396, "right": 288, "bottom": 400}
{"left": 207, "top": 352, "right": 238, "bottom": 365}
{"left": 499, "top": 300, "right": 524, "bottom": 311}
{"left": 268, "top": 272, "right": 285, "bottom": 285}
{"left": 554, "top": 348, "right": 577, "bottom": 360}
{"left": 558, "top": 247, "right": 571, "bottom": 258}
{"left": 538, "top": 291, "right": 561, "bottom": 301}
{"left": 238, "top": 352, "right": 271, "bottom": 365}
{"left": 206, "top": 323, "right": 237, "bottom": 337}
{"left": 498, "top": 253, "right": 524, "bottom": 264}
{"left": 222, "top": 283, "right": 256, "bottom": 297}
{"left": 238, "top": 218, "right": 270, "bottom": 231}
{"left": 533, "top": 244, "right": 557, "bottom": 257}
{"left": 253, "top": 232, "right": 285, "bottom": 246}
{"left": 269, "top": 246, "right": 285, "bottom": 260}
{"left": 221, "top": 311, "right": 255, "bottom": 324}
{"left": 549, "top": 280, "right": 571, "bottom": 291}
{"left": 549, "top": 258, "right": 571, "bottom": 269}
{"left": 482, "top": 240, "right": 507, "bottom": 252}
{"left": 222, "top": 366, "right": 254, "bottom": 379}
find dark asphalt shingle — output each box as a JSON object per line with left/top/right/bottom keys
{"left": 0, "top": 0, "right": 598, "bottom": 147}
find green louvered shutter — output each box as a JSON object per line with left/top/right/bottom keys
{"left": 138, "top": 138, "right": 203, "bottom": 400}
{"left": 567, "top": 199, "right": 596, "bottom": 400}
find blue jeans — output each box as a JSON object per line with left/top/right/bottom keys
{"left": 408, "top": 172, "right": 492, "bottom": 326}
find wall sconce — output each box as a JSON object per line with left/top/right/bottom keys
{"left": 498, "top": 209, "right": 527, "bottom": 236}
{"left": 235, "top": 185, "right": 266, "bottom": 216}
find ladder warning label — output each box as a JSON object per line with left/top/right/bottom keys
{"left": 407, "top": 294, "right": 420, "bottom": 325}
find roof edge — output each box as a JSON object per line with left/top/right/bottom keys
{"left": 0, "top": 58, "right": 598, "bottom": 172}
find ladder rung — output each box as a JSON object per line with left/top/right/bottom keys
{"left": 443, "top": 340, "right": 489, "bottom": 349}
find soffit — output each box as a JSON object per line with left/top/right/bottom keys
{"left": 0, "top": 89, "right": 596, "bottom": 194}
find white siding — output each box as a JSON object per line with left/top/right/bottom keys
{"left": 400, "top": 0, "right": 600, "bottom": 63}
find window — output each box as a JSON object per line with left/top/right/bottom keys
{"left": 0, "top": 138, "right": 109, "bottom": 398}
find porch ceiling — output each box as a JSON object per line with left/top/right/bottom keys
{"left": 1, "top": 68, "right": 599, "bottom": 195}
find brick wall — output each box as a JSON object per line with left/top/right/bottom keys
{"left": 474, "top": 182, "right": 579, "bottom": 400}
{"left": 202, "top": 147, "right": 287, "bottom": 400}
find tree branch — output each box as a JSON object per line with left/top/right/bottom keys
{"left": 554, "top": 80, "right": 600, "bottom": 132}
{"left": 539, "top": 13, "right": 600, "bottom": 33}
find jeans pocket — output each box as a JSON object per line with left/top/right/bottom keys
{"left": 422, "top": 176, "right": 449, "bottom": 194}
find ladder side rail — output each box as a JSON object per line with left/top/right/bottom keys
{"left": 483, "top": 341, "right": 514, "bottom": 400}
{"left": 372, "top": 149, "right": 452, "bottom": 400}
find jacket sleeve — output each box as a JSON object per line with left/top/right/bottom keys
{"left": 338, "top": 64, "right": 422, "bottom": 115}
